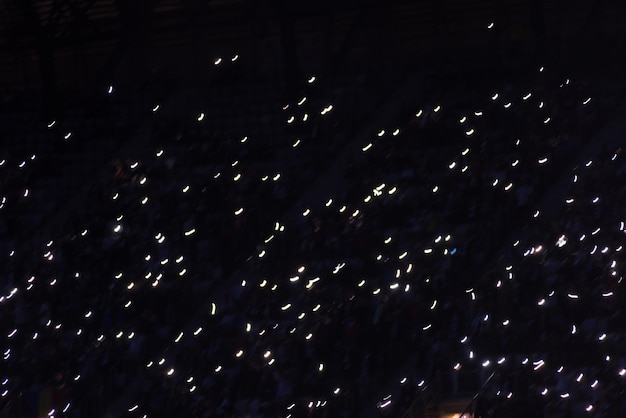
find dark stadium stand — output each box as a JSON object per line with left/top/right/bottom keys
{"left": 1, "top": 1, "right": 626, "bottom": 417}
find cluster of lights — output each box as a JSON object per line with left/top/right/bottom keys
{"left": 0, "top": 33, "right": 612, "bottom": 418}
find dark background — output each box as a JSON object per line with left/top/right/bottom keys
{"left": 1, "top": 0, "right": 624, "bottom": 120}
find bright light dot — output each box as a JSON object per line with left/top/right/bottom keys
{"left": 214, "top": 57, "right": 222, "bottom": 65}
{"left": 487, "top": 22, "right": 494, "bottom": 29}
{"left": 197, "top": 112, "right": 205, "bottom": 121}
{"left": 378, "top": 400, "right": 392, "bottom": 409}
